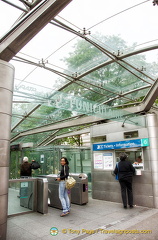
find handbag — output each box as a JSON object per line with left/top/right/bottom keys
{"left": 65, "top": 176, "right": 76, "bottom": 189}
{"left": 64, "top": 166, "right": 76, "bottom": 189}
{"left": 115, "top": 162, "right": 119, "bottom": 180}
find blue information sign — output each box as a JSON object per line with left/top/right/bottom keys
{"left": 93, "top": 138, "right": 149, "bottom": 151}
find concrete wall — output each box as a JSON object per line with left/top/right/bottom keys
{"left": 90, "top": 115, "right": 147, "bottom": 142}
{"left": 92, "top": 170, "right": 153, "bottom": 208}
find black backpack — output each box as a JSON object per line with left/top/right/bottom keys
{"left": 31, "top": 161, "right": 40, "bottom": 170}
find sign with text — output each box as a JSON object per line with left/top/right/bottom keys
{"left": 93, "top": 138, "right": 149, "bottom": 151}
{"left": 94, "top": 153, "right": 103, "bottom": 169}
{"left": 20, "top": 182, "right": 28, "bottom": 199}
{"left": 14, "top": 82, "right": 136, "bottom": 121}
{"left": 103, "top": 153, "right": 114, "bottom": 170}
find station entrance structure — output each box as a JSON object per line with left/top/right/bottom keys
{"left": 0, "top": 0, "right": 158, "bottom": 239}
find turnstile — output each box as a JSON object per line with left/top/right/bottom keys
{"left": 38, "top": 173, "right": 88, "bottom": 208}
{"left": 39, "top": 174, "right": 71, "bottom": 209}
{"left": 47, "top": 174, "right": 71, "bottom": 210}
{"left": 70, "top": 173, "right": 88, "bottom": 205}
{"left": 37, "top": 178, "right": 48, "bottom": 214}
{"left": 20, "top": 177, "right": 48, "bottom": 214}
{"left": 20, "top": 181, "right": 33, "bottom": 209}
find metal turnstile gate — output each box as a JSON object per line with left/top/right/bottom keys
{"left": 70, "top": 173, "right": 88, "bottom": 205}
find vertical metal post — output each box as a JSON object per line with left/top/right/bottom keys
{"left": 80, "top": 149, "right": 84, "bottom": 173}
{"left": 146, "top": 113, "right": 158, "bottom": 208}
{"left": 0, "top": 60, "right": 14, "bottom": 239}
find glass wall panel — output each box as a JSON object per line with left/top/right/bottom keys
{"left": 8, "top": 180, "right": 35, "bottom": 216}
{"left": 10, "top": 147, "right": 91, "bottom": 181}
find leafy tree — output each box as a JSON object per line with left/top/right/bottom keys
{"left": 12, "top": 34, "right": 157, "bottom": 147}
{"left": 63, "top": 34, "right": 152, "bottom": 106}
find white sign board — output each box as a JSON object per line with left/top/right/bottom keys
{"left": 40, "top": 154, "right": 44, "bottom": 163}
{"left": 94, "top": 153, "right": 103, "bottom": 169}
{"left": 103, "top": 152, "right": 113, "bottom": 170}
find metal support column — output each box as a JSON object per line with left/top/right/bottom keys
{"left": 0, "top": 60, "right": 14, "bottom": 239}
{"left": 147, "top": 113, "right": 158, "bottom": 208}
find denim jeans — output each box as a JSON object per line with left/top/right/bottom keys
{"left": 59, "top": 181, "right": 70, "bottom": 213}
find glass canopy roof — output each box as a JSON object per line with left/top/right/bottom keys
{"left": 0, "top": 0, "right": 158, "bottom": 146}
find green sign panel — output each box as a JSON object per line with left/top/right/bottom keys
{"left": 141, "top": 138, "right": 149, "bottom": 147}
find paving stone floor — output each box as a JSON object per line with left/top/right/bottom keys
{"left": 7, "top": 197, "right": 158, "bottom": 240}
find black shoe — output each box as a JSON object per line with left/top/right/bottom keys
{"left": 129, "top": 205, "right": 133, "bottom": 209}
{"left": 124, "top": 206, "right": 127, "bottom": 209}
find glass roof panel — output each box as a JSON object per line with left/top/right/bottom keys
{"left": 12, "top": 106, "right": 80, "bottom": 132}
{"left": 0, "top": 1, "right": 23, "bottom": 37}
{"left": 124, "top": 88, "right": 150, "bottom": 102}
{"left": 58, "top": 0, "right": 146, "bottom": 33}
{"left": 1, "top": 0, "right": 158, "bottom": 145}
{"left": 11, "top": 23, "right": 81, "bottom": 72}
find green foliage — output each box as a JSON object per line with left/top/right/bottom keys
{"left": 154, "top": 97, "right": 158, "bottom": 106}
{"left": 12, "top": 34, "right": 157, "bottom": 147}
{"left": 53, "top": 135, "right": 82, "bottom": 147}
{"left": 63, "top": 34, "right": 148, "bottom": 105}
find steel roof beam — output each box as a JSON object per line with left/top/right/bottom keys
{"left": 51, "top": 19, "right": 156, "bottom": 83}
{"left": 78, "top": 44, "right": 158, "bottom": 80}
{"left": 11, "top": 104, "right": 41, "bottom": 131}
{"left": 124, "top": 79, "right": 158, "bottom": 113}
{"left": 100, "top": 85, "right": 150, "bottom": 105}
{"left": 12, "top": 79, "right": 157, "bottom": 141}
{"left": 1, "top": 0, "right": 28, "bottom": 12}
{"left": 10, "top": 115, "right": 104, "bottom": 142}
{"left": 140, "top": 79, "right": 158, "bottom": 112}
{"left": 43, "top": 127, "right": 90, "bottom": 146}
{"left": 11, "top": 113, "right": 86, "bottom": 139}
{"left": 11, "top": 80, "right": 156, "bottom": 142}
{"left": 13, "top": 56, "right": 148, "bottom": 103}
{"left": 36, "top": 130, "right": 59, "bottom": 147}
{"left": 0, "top": 0, "right": 73, "bottom": 61}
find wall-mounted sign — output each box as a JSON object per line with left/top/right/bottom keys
{"left": 141, "top": 138, "right": 149, "bottom": 147}
{"left": 94, "top": 153, "right": 103, "bottom": 169}
{"left": 93, "top": 138, "right": 149, "bottom": 151}
{"left": 103, "top": 153, "right": 113, "bottom": 170}
{"left": 20, "top": 182, "right": 28, "bottom": 199}
{"left": 40, "top": 154, "right": 44, "bottom": 163}
{"left": 94, "top": 152, "right": 114, "bottom": 170}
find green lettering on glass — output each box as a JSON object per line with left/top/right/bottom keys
{"left": 14, "top": 82, "right": 140, "bottom": 124}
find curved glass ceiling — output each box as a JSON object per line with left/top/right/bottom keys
{"left": 0, "top": 0, "right": 158, "bottom": 146}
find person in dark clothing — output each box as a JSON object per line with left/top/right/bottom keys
{"left": 20, "top": 156, "right": 32, "bottom": 177}
{"left": 114, "top": 153, "right": 135, "bottom": 209}
{"left": 56, "top": 157, "right": 70, "bottom": 217}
